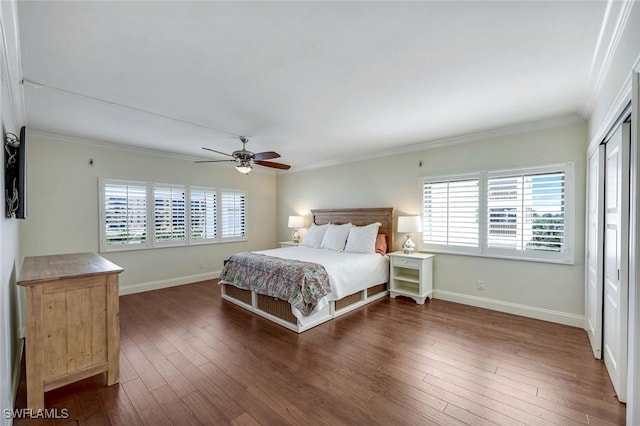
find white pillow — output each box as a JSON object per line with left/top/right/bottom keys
{"left": 344, "top": 222, "right": 381, "bottom": 254}
{"left": 300, "top": 223, "right": 328, "bottom": 248}
{"left": 320, "top": 223, "right": 352, "bottom": 251}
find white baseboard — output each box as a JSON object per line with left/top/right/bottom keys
{"left": 433, "top": 290, "right": 584, "bottom": 328}
{"left": 119, "top": 271, "right": 221, "bottom": 296}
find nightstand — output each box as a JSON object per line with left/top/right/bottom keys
{"left": 279, "top": 241, "right": 299, "bottom": 248}
{"left": 388, "top": 251, "right": 434, "bottom": 304}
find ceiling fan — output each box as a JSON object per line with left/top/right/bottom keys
{"left": 195, "top": 136, "right": 291, "bottom": 174}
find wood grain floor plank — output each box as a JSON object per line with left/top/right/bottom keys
{"left": 137, "top": 341, "right": 196, "bottom": 398}
{"left": 537, "top": 388, "right": 626, "bottom": 425}
{"left": 120, "top": 343, "right": 167, "bottom": 392}
{"left": 166, "top": 351, "right": 244, "bottom": 423}
{"left": 97, "top": 383, "right": 143, "bottom": 426}
{"left": 120, "top": 378, "right": 171, "bottom": 426}
{"left": 367, "top": 391, "right": 466, "bottom": 426}
{"left": 230, "top": 413, "right": 261, "bottom": 426}
{"left": 177, "top": 390, "right": 225, "bottom": 425}
{"left": 424, "top": 375, "right": 549, "bottom": 426}
{"left": 443, "top": 402, "right": 502, "bottom": 426}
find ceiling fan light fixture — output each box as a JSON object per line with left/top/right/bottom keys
{"left": 235, "top": 161, "right": 252, "bottom": 174}
{"left": 198, "top": 136, "right": 290, "bottom": 172}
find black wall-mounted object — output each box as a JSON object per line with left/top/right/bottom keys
{"left": 4, "top": 125, "right": 26, "bottom": 219}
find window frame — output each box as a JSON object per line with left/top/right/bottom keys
{"left": 99, "top": 179, "right": 247, "bottom": 253}
{"left": 420, "top": 163, "right": 575, "bottom": 264}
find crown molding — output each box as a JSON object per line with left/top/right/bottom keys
{"left": 30, "top": 114, "right": 584, "bottom": 178}
{"left": 27, "top": 129, "right": 278, "bottom": 176}
{"left": 287, "top": 113, "right": 585, "bottom": 174}
{"left": 582, "top": 0, "right": 635, "bottom": 118}
{"left": 587, "top": 71, "right": 633, "bottom": 155}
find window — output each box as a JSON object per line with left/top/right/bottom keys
{"left": 421, "top": 163, "right": 573, "bottom": 263}
{"left": 190, "top": 188, "right": 217, "bottom": 242}
{"left": 220, "top": 190, "right": 246, "bottom": 240}
{"left": 422, "top": 176, "right": 480, "bottom": 253}
{"left": 102, "top": 180, "right": 148, "bottom": 249}
{"left": 99, "top": 179, "right": 247, "bottom": 252}
{"left": 154, "top": 185, "right": 186, "bottom": 245}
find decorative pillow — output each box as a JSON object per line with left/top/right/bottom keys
{"left": 300, "top": 223, "right": 329, "bottom": 248}
{"left": 375, "top": 234, "right": 388, "bottom": 255}
{"left": 344, "top": 222, "right": 381, "bottom": 254}
{"left": 320, "top": 223, "right": 352, "bottom": 251}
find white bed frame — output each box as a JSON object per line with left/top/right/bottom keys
{"left": 221, "top": 284, "right": 389, "bottom": 333}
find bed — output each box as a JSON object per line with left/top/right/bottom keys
{"left": 219, "top": 207, "right": 394, "bottom": 333}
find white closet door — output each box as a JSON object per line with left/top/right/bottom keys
{"left": 603, "top": 122, "right": 630, "bottom": 402}
{"left": 586, "top": 145, "right": 604, "bottom": 359}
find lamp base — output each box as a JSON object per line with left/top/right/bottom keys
{"left": 291, "top": 230, "right": 300, "bottom": 243}
{"left": 402, "top": 234, "right": 415, "bottom": 254}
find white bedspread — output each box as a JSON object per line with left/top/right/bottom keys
{"left": 255, "top": 246, "right": 389, "bottom": 323}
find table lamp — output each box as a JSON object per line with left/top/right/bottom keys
{"left": 288, "top": 215, "right": 305, "bottom": 243}
{"left": 397, "top": 216, "right": 422, "bottom": 254}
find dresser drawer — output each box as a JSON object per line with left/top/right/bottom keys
{"left": 392, "top": 257, "right": 421, "bottom": 269}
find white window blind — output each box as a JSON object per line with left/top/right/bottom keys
{"left": 221, "top": 191, "right": 246, "bottom": 239}
{"left": 102, "top": 181, "right": 148, "bottom": 249}
{"left": 420, "top": 163, "right": 573, "bottom": 263}
{"left": 100, "top": 180, "right": 247, "bottom": 252}
{"left": 422, "top": 178, "right": 480, "bottom": 249}
{"left": 190, "top": 188, "right": 217, "bottom": 241}
{"left": 154, "top": 186, "right": 186, "bottom": 244}
{"left": 487, "top": 171, "right": 566, "bottom": 253}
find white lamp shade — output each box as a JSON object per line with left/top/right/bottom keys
{"left": 288, "top": 215, "right": 305, "bottom": 228}
{"left": 397, "top": 216, "right": 422, "bottom": 233}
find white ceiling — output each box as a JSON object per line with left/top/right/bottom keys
{"left": 17, "top": 1, "right": 607, "bottom": 171}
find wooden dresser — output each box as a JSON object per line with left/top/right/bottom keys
{"left": 17, "top": 252, "right": 123, "bottom": 410}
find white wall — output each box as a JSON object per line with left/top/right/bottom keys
{"left": 277, "top": 121, "right": 587, "bottom": 326}
{"left": 19, "top": 132, "right": 277, "bottom": 294}
{"left": 0, "top": 0, "right": 23, "bottom": 422}
{"left": 0, "top": 100, "right": 20, "bottom": 426}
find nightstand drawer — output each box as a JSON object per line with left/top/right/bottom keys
{"left": 392, "top": 257, "right": 421, "bottom": 269}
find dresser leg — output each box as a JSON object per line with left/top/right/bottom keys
{"left": 106, "top": 275, "right": 120, "bottom": 386}
{"left": 25, "top": 285, "right": 45, "bottom": 410}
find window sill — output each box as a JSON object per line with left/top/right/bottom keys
{"left": 418, "top": 246, "right": 574, "bottom": 265}
{"left": 100, "top": 238, "right": 248, "bottom": 253}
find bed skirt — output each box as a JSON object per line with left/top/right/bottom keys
{"left": 220, "top": 282, "right": 388, "bottom": 333}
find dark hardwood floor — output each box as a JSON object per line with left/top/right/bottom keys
{"left": 14, "top": 280, "right": 625, "bottom": 425}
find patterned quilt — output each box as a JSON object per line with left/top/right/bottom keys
{"left": 219, "top": 252, "right": 331, "bottom": 316}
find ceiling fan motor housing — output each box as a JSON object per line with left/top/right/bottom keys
{"left": 232, "top": 150, "right": 253, "bottom": 161}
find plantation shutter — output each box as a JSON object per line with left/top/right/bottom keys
{"left": 190, "top": 189, "right": 217, "bottom": 241}
{"left": 422, "top": 178, "right": 480, "bottom": 249}
{"left": 153, "top": 185, "right": 186, "bottom": 243}
{"left": 487, "top": 171, "right": 566, "bottom": 253}
{"left": 221, "top": 191, "right": 246, "bottom": 239}
{"left": 103, "top": 182, "right": 147, "bottom": 247}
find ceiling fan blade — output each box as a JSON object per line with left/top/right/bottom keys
{"left": 252, "top": 151, "right": 281, "bottom": 161}
{"left": 202, "top": 147, "right": 234, "bottom": 157}
{"left": 194, "top": 159, "right": 236, "bottom": 164}
{"left": 255, "top": 160, "right": 291, "bottom": 170}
